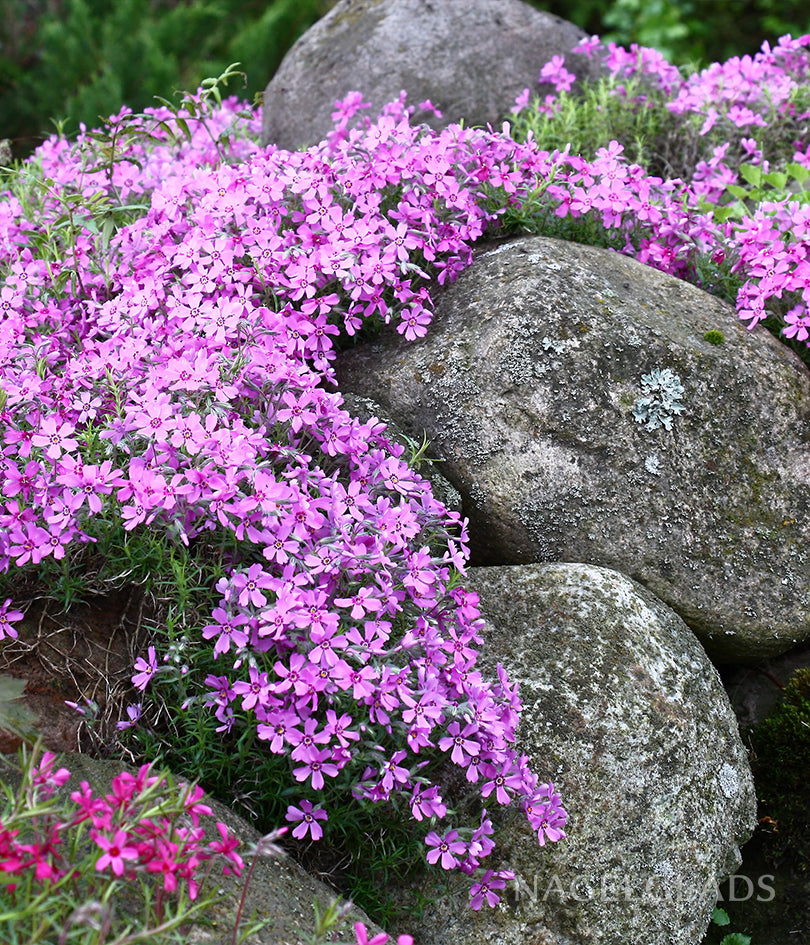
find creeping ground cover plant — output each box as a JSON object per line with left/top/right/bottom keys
{"left": 5, "top": 25, "right": 810, "bottom": 931}
{"left": 0, "top": 68, "right": 569, "bottom": 923}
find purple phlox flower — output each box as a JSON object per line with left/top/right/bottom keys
{"left": 425, "top": 828, "right": 467, "bottom": 870}
{"left": 287, "top": 716, "right": 331, "bottom": 761}
{"left": 0, "top": 598, "right": 24, "bottom": 640}
{"left": 409, "top": 782, "right": 447, "bottom": 822}
{"left": 438, "top": 720, "right": 480, "bottom": 767}
{"left": 480, "top": 758, "right": 526, "bottom": 806}
{"left": 469, "top": 869, "right": 514, "bottom": 910}
{"left": 379, "top": 749, "right": 410, "bottom": 792}
{"left": 285, "top": 799, "right": 328, "bottom": 840}
{"left": 525, "top": 783, "right": 568, "bottom": 846}
{"left": 131, "top": 646, "right": 158, "bottom": 691}
{"left": 116, "top": 703, "right": 142, "bottom": 731}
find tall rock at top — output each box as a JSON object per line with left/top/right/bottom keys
{"left": 261, "top": 0, "right": 597, "bottom": 151}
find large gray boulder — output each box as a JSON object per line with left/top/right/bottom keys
{"left": 336, "top": 235, "right": 810, "bottom": 662}
{"left": 261, "top": 0, "right": 597, "bottom": 151}
{"left": 402, "top": 563, "right": 756, "bottom": 945}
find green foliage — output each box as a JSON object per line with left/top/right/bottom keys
{"left": 750, "top": 668, "right": 810, "bottom": 870}
{"left": 703, "top": 330, "right": 725, "bottom": 346}
{"left": 0, "top": 0, "right": 330, "bottom": 160}
{"left": 528, "top": 0, "right": 810, "bottom": 68}
{"left": 707, "top": 907, "right": 753, "bottom": 945}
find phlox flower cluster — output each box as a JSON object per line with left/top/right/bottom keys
{"left": 0, "top": 87, "right": 568, "bottom": 906}
{"left": 512, "top": 32, "right": 810, "bottom": 341}
{"left": 1, "top": 749, "right": 243, "bottom": 912}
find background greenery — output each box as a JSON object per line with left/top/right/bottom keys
{"left": 2, "top": 0, "right": 810, "bottom": 161}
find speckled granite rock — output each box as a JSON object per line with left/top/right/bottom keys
{"left": 337, "top": 235, "right": 810, "bottom": 662}
{"left": 398, "top": 562, "right": 757, "bottom": 945}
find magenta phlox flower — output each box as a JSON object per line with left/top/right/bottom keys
{"left": 30, "top": 751, "right": 71, "bottom": 799}
{"left": 201, "top": 607, "right": 251, "bottom": 656}
{"left": 93, "top": 828, "right": 139, "bottom": 876}
{"left": 292, "top": 746, "right": 340, "bottom": 790}
{"left": 425, "top": 828, "right": 467, "bottom": 870}
{"left": 131, "top": 646, "right": 158, "bottom": 691}
{"left": 31, "top": 416, "right": 78, "bottom": 460}
{"left": 232, "top": 665, "right": 272, "bottom": 711}
{"left": 285, "top": 799, "right": 328, "bottom": 840}
{"left": 0, "top": 598, "right": 24, "bottom": 640}
{"left": 207, "top": 822, "right": 244, "bottom": 875}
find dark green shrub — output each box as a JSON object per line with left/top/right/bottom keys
{"left": 0, "top": 0, "right": 331, "bottom": 159}
{"left": 750, "top": 668, "right": 810, "bottom": 869}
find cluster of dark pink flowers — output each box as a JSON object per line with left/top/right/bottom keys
{"left": 0, "top": 749, "right": 242, "bottom": 903}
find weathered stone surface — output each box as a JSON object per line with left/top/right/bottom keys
{"left": 336, "top": 235, "right": 810, "bottom": 661}
{"left": 401, "top": 563, "right": 756, "bottom": 945}
{"left": 261, "top": 0, "right": 598, "bottom": 151}
{"left": 0, "top": 753, "right": 380, "bottom": 945}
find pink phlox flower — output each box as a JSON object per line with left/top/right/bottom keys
{"left": 31, "top": 416, "right": 78, "bottom": 460}
{"left": 539, "top": 54, "right": 576, "bottom": 92}
{"left": 324, "top": 709, "right": 360, "bottom": 747}
{"left": 285, "top": 799, "right": 328, "bottom": 840}
{"left": 232, "top": 665, "right": 272, "bottom": 711}
{"left": 207, "top": 822, "right": 244, "bottom": 876}
{"left": 201, "top": 607, "right": 251, "bottom": 656}
{"left": 511, "top": 88, "right": 531, "bottom": 114}
{"left": 93, "top": 828, "right": 139, "bottom": 876}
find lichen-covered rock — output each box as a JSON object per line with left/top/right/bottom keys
{"left": 402, "top": 563, "right": 756, "bottom": 945}
{"left": 336, "top": 235, "right": 810, "bottom": 661}
{"left": 261, "top": 0, "right": 597, "bottom": 151}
